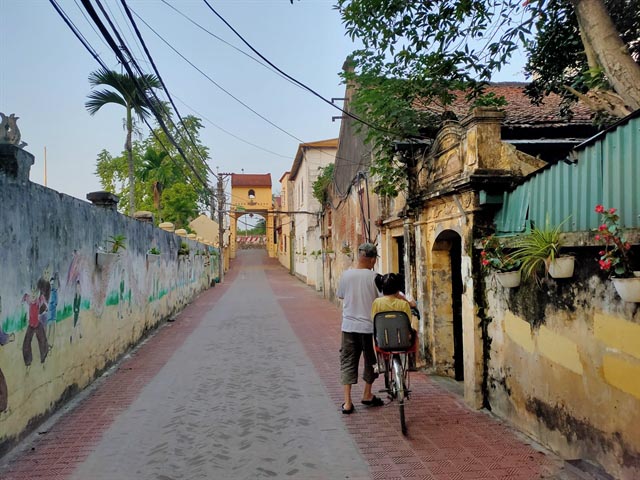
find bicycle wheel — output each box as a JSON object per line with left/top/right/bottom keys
{"left": 392, "top": 355, "right": 407, "bottom": 435}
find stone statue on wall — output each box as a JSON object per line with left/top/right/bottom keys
{"left": 0, "top": 112, "right": 27, "bottom": 148}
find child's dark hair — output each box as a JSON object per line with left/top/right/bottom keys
{"left": 381, "top": 273, "right": 403, "bottom": 295}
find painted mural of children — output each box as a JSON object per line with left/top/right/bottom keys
{"left": 22, "top": 289, "right": 49, "bottom": 366}
{"left": 46, "top": 272, "right": 60, "bottom": 351}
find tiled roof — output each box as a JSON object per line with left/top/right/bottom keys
{"left": 231, "top": 173, "right": 272, "bottom": 187}
{"left": 415, "top": 82, "right": 594, "bottom": 128}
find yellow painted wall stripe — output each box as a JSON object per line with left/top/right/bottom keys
{"left": 504, "top": 312, "right": 535, "bottom": 353}
{"left": 602, "top": 354, "right": 640, "bottom": 399}
{"left": 537, "top": 326, "right": 583, "bottom": 375}
{"left": 594, "top": 313, "right": 640, "bottom": 360}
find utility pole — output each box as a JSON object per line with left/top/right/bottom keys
{"left": 216, "top": 171, "right": 233, "bottom": 284}
{"left": 217, "top": 174, "right": 225, "bottom": 284}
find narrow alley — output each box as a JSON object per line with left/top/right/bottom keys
{"left": 0, "top": 250, "right": 577, "bottom": 480}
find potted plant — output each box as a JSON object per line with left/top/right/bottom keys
{"left": 512, "top": 217, "right": 574, "bottom": 282}
{"left": 594, "top": 204, "right": 639, "bottom": 302}
{"left": 147, "top": 247, "right": 161, "bottom": 264}
{"left": 96, "top": 234, "right": 126, "bottom": 268}
{"left": 178, "top": 242, "right": 190, "bottom": 257}
{"left": 481, "top": 235, "right": 522, "bottom": 288}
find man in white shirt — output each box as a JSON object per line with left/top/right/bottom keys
{"left": 337, "top": 243, "right": 383, "bottom": 414}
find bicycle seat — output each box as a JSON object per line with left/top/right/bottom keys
{"left": 373, "top": 311, "right": 413, "bottom": 351}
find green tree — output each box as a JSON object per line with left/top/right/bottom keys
{"left": 86, "top": 68, "right": 162, "bottom": 214}
{"left": 94, "top": 113, "right": 211, "bottom": 223}
{"left": 525, "top": 0, "right": 640, "bottom": 119}
{"left": 335, "top": 0, "right": 640, "bottom": 196}
{"left": 94, "top": 142, "right": 146, "bottom": 213}
{"left": 161, "top": 183, "right": 199, "bottom": 229}
{"left": 140, "top": 147, "right": 170, "bottom": 221}
{"left": 145, "top": 115, "right": 211, "bottom": 211}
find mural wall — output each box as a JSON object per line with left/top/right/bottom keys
{"left": 0, "top": 162, "right": 217, "bottom": 454}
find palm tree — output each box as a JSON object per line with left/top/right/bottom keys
{"left": 140, "top": 147, "right": 170, "bottom": 221}
{"left": 86, "top": 68, "right": 161, "bottom": 214}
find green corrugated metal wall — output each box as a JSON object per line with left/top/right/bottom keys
{"left": 495, "top": 115, "right": 640, "bottom": 235}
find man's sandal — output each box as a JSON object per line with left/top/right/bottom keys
{"left": 361, "top": 395, "right": 384, "bottom": 407}
{"left": 341, "top": 403, "right": 355, "bottom": 414}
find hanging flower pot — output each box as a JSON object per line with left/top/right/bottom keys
{"left": 495, "top": 271, "right": 521, "bottom": 288}
{"left": 612, "top": 275, "right": 640, "bottom": 302}
{"left": 547, "top": 256, "right": 575, "bottom": 279}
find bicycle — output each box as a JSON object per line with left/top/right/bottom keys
{"left": 373, "top": 310, "right": 416, "bottom": 436}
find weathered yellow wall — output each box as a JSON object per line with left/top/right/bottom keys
{"left": 486, "top": 279, "right": 640, "bottom": 479}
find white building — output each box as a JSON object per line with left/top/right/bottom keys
{"left": 287, "top": 138, "right": 338, "bottom": 290}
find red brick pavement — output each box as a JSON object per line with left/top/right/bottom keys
{"left": 0, "top": 269, "right": 237, "bottom": 480}
{"left": 265, "top": 261, "right": 565, "bottom": 480}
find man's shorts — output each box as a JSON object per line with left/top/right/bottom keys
{"left": 340, "top": 331, "right": 378, "bottom": 385}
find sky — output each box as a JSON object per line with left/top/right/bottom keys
{"left": 1, "top": 0, "right": 525, "bottom": 212}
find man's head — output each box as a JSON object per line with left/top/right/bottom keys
{"left": 358, "top": 243, "right": 377, "bottom": 259}
{"left": 357, "top": 242, "right": 378, "bottom": 268}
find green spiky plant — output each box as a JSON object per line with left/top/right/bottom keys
{"left": 107, "top": 234, "right": 127, "bottom": 253}
{"left": 512, "top": 217, "right": 569, "bottom": 282}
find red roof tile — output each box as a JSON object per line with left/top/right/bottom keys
{"left": 231, "top": 173, "right": 272, "bottom": 187}
{"left": 415, "top": 82, "right": 594, "bottom": 128}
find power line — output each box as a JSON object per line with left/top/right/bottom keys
{"left": 129, "top": 6, "right": 306, "bottom": 145}
{"left": 119, "top": 0, "right": 218, "bottom": 182}
{"left": 171, "top": 94, "right": 290, "bottom": 159}
{"left": 130, "top": 3, "right": 373, "bottom": 172}
{"left": 159, "top": 0, "right": 302, "bottom": 91}
{"left": 79, "top": 0, "right": 215, "bottom": 197}
{"left": 201, "top": 0, "right": 394, "bottom": 136}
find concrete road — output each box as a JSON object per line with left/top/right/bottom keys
{"left": 69, "top": 249, "right": 369, "bottom": 480}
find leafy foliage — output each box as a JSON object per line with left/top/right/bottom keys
{"left": 161, "top": 183, "right": 199, "bottom": 229}
{"left": 312, "top": 163, "right": 335, "bottom": 204}
{"left": 336, "top": 0, "right": 537, "bottom": 196}
{"left": 480, "top": 235, "right": 521, "bottom": 273}
{"left": 107, "top": 234, "right": 126, "bottom": 253}
{"left": 335, "top": 0, "right": 640, "bottom": 196}
{"left": 512, "top": 217, "right": 568, "bottom": 281}
{"left": 86, "top": 68, "right": 162, "bottom": 213}
{"left": 94, "top": 113, "right": 209, "bottom": 226}
{"left": 525, "top": 0, "right": 640, "bottom": 120}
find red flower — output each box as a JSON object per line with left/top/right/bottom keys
{"left": 598, "top": 224, "right": 608, "bottom": 231}
{"left": 481, "top": 259, "right": 490, "bottom": 266}
{"left": 595, "top": 235, "right": 601, "bottom": 241}
{"left": 480, "top": 251, "right": 486, "bottom": 257}
{"left": 599, "top": 250, "right": 605, "bottom": 255}
{"left": 625, "top": 242, "right": 631, "bottom": 250}
{"left": 599, "top": 259, "right": 612, "bottom": 270}
{"left": 595, "top": 205, "right": 605, "bottom": 213}
{"left": 609, "top": 208, "right": 617, "bottom": 214}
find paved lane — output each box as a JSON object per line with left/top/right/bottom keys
{"left": 71, "top": 249, "right": 368, "bottom": 480}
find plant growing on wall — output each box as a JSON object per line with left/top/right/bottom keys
{"left": 107, "top": 234, "right": 127, "bottom": 253}
{"left": 148, "top": 247, "right": 160, "bottom": 255}
{"left": 511, "top": 217, "right": 573, "bottom": 281}
{"left": 594, "top": 205, "right": 634, "bottom": 278}
{"left": 178, "top": 242, "right": 190, "bottom": 256}
{"left": 312, "top": 163, "right": 334, "bottom": 205}
{"left": 480, "top": 235, "right": 521, "bottom": 273}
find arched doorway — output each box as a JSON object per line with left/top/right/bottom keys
{"left": 431, "top": 230, "right": 464, "bottom": 381}
{"left": 234, "top": 213, "right": 267, "bottom": 251}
